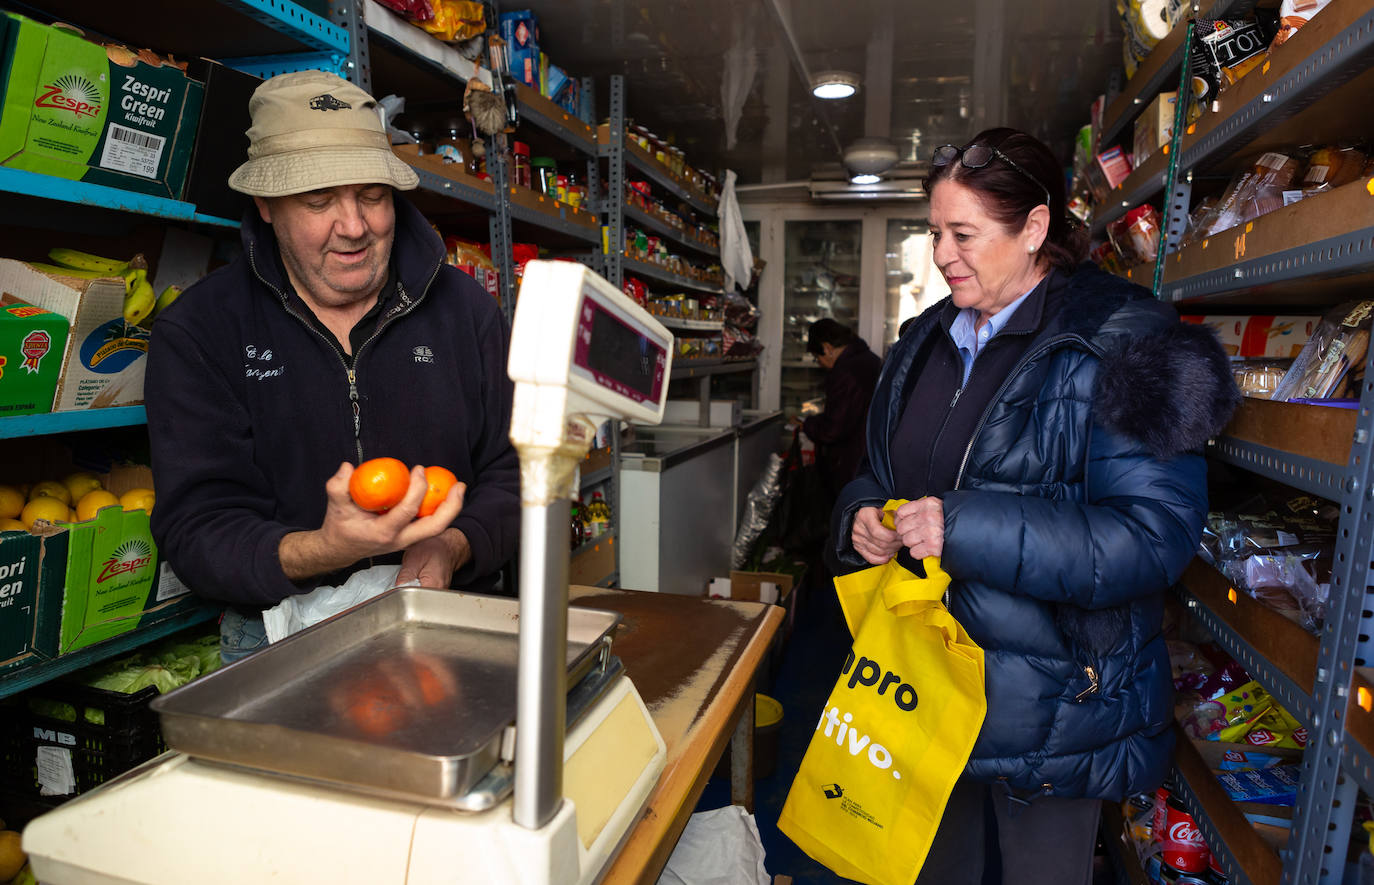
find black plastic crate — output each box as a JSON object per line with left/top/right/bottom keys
{"left": 2, "top": 683, "right": 165, "bottom": 797}
{"left": 1, "top": 716, "right": 163, "bottom": 797}
{"left": 17, "top": 682, "right": 161, "bottom": 734}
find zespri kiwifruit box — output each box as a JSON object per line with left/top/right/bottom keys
{"left": 0, "top": 293, "right": 67, "bottom": 416}
{"left": 34, "top": 465, "right": 195, "bottom": 657}
{"left": 0, "top": 529, "right": 50, "bottom": 673}
{"left": 0, "top": 12, "right": 204, "bottom": 198}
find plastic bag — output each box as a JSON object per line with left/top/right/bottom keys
{"left": 1191, "top": 152, "right": 1301, "bottom": 239}
{"left": 373, "top": 0, "right": 434, "bottom": 22}
{"left": 656, "top": 806, "right": 770, "bottom": 885}
{"left": 262, "top": 565, "right": 422, "bottom": 643}
{"left": 417, "top": 0, "right": 486, "bottom": 42}
{"left": 1190, "top": 18, "right": 1273, "bottom": 107}
{"left": 1272, "top": 300, "right": 1374, "bottom": 401}
{"left": 731, "top": 452, "right": 785, "bottom": 569}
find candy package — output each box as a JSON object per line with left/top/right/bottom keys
{"left": 417, "top": 0, "right": 485, "bottom": 42}
{"left": 1272, "top": 300, "right": 1374, "bottom": 401}
{"left": 1210, "top": 680, "right": 1309, "bottom": 748}
{"left": 1271, "top": 0, "right": 1334, "bottom": 50}
{"left": 374, "top": 0, "right": 435, "bottom": 21}
{"left": 1189, "top": 17, "right": 1277, "bottom": 109}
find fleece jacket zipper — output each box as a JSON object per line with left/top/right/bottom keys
{"left": 247, "top": 244, "right": 443, "bottom": 463}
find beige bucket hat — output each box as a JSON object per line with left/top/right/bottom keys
{"left": 229, "top": 70, "right": 419, "bottom": 197}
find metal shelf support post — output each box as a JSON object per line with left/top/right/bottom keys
{"left": 605, "top": 75, "right": 627, "bottom": 288}
{"left": 327, "top": 0, "right": 372, "bottom": 93}
{"left": 488, "top": 136, "right": 517, "bottom": 325}
{"left": 1287, "top": 344, "right": 1374, "bottom": 885}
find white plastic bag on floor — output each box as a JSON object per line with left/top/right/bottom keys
{"left": 656, "top": 805, "right": 770, "bottom": 885}
{"left": 262, "top": 565, "right": 420, "bottom": 643}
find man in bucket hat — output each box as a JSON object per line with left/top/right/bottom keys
{"left": 145, "top": 71, "right": 520, "bottom": 662}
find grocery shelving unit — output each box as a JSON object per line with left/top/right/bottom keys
{"left": 0, "top": 0, "right": 341, "bottom": 698}
{"left": 1092, "top": 1, "right": 1374, "bottom": 882}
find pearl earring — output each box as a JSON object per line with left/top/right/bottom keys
{"left": 1027, "top": 245, "right": 1036, "bottom": 253}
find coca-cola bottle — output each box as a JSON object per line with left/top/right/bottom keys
{"left": 1159, "top": 793, "right": 1210, "bottom": 875}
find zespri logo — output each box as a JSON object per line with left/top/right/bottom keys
{"left": 35, "top": 74, "right": 103, "bottom": 118}
{"left": 97, "top": 538, "right": 153, "bottom": 583}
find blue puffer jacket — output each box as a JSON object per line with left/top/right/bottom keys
{"left": 832, "top": 264, "right": 1239, "bottom": 801}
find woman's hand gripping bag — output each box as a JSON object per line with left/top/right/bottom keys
{"left": 778, "top": 500, "right": 986, "bottom": 885}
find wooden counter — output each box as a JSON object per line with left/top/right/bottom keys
{"left": 570, "top": 585, "right": 784, "bottom": 885}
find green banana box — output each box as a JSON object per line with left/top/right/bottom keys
{"left": 0, "top": 11, "right": 204, "bottom": 199}
{"left": 0, "top": 293, "right": 67, "bottom": 416}
{"left": 0, "top": 259, "right": 147, "bottom": 410}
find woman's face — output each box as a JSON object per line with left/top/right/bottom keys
{"left": 929, "top": 178, "right": 1047, "bottom": 320}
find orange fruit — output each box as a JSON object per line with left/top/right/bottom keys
{"left": 76, "top": 489, "right": 120, "bottom": 521}
{"left": 20, "top": 497, "right": 69, "bottom": 531}
{"left": 349, "top": 457, "right": 411, "bottom": 512}
{"left": 0, "top": 518, "right": 26, "bottom": 532}
{"left": 418, "top": 466, "right": 458, "bottom": 517}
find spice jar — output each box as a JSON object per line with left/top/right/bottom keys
{"left": 512, "top": 140, "right": 532, "bottom": 189}
{"left": 532, "top": 156, "right": 558, "bottom": 196}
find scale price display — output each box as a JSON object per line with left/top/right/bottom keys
{"left": 574, "top": 298, "right": 667, "bottom": 406}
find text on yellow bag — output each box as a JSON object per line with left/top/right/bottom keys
{"left": 778, "top": 500, "right": 987, "bottom": 885}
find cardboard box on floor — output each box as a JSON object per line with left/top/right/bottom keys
{"left": 22, "top": 464, "right": 196, "bottom": 659}
{"left": 0, "top": 259, "right": 148, "bottom": 410}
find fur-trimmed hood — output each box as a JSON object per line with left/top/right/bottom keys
{"left": 1094, "top": 320, "right": 1241, "bottom": 458}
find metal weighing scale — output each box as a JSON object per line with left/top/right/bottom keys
{"left": 22, "top": 260, "right": 676, "bottom": 884}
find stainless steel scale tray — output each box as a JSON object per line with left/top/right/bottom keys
{"left": 151, "top": 587, "right": 620, "bottom": 802}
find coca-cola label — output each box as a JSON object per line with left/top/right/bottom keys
{"left": 1162, "top": 802, "right": 1210, "bottom": 873}
{"left": 1167, "top": 821, "right": 1205, "bottom": 846}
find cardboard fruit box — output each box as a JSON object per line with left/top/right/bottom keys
{"left": 0, "top": 293, "right": 67, "bottom": 416}
{"left": 0, "top": 528, "right": 55, "bottom": 674}
{"left": 0, "top": 11, "right": 204, "bottom": 199}
{"left": 29, "top": 464, "right": 195, "bottom": 658}
{"left": 0, "top": 259, "right": 148, "bottom": 410}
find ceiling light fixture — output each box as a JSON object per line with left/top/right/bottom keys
{"left": 811, "top": 71, "right": 860, "bottom": 99}
{"left": 850, "top": 173, "right": 881, "bottom": 185}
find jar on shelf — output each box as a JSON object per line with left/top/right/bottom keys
{"left": 555, "top": 174, "right": 569, "bottom": 204}
{"left": 532, "top": 156, "right": 558, "bottom": 196}
{"left": 566, "top": 172, "right": 585, "bottom": 208}
{"left": 512, "top": 140, "right": 532, "bottom": 189}
{"left": 435, "top": 129, "right": 471, "bottom": 172}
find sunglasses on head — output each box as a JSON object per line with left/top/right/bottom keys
{"left": 931, "top": 143, "right": 1053, "bottom": 208}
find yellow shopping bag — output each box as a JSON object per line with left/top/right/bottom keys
{"left": 778, "top": 500, "right": 986, "bottom": 885}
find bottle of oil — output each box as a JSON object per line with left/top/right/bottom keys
{"left": 570, "top": 497, "right": 584, "bottom": 549}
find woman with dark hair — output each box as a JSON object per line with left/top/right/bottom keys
{"left": 830, "top": 128, "right": 1239, "bottom": 883}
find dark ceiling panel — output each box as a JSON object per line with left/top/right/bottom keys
{"left": 490, "top": 0, "right": 1122, "bottom": 186}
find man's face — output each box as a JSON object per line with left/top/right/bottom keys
{"left": 254, "top": 183, "right": 396, "bottom": 310}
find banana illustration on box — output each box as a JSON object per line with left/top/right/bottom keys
{"left": 42, "top": 248, "right": 164, "bottom": 326}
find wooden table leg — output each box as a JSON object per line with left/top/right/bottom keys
{"left": 729, "top": 679, "right": 755, "bottom": 811}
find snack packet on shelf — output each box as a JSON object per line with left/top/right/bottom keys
{"left": 1189, "top": 17, "right": 1277, "bottom": 113}
{"left": 1299, "top": 145, "right": 1369, "bottom": 197}
{"left": 1232, "top": 358, "right": 1293, "bottom": 397}
{"left": 1193, "top": 152, "right": 1302, "bottom": 238}
{"left": 1272, "top": 300, "right": 1374, "bottom": 401}
{"left": 1271, "top": 0, "right": 1334, "bottom": 50}
{"left": 1211, "top": 680, "right": 1309, "bottom": 749}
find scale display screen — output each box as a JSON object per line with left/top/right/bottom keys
{"left": 572, "top": 292, "right": 668, "bottom": 406}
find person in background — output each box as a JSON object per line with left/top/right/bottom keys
{"left": 145, "top": 71, "right": 520, "bottom": 662}
{"left": 831, "top": 128, "right": 1239, "bottom": 884}
{"left": 801, "top": 318, "right": 882, "bottom": 501}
